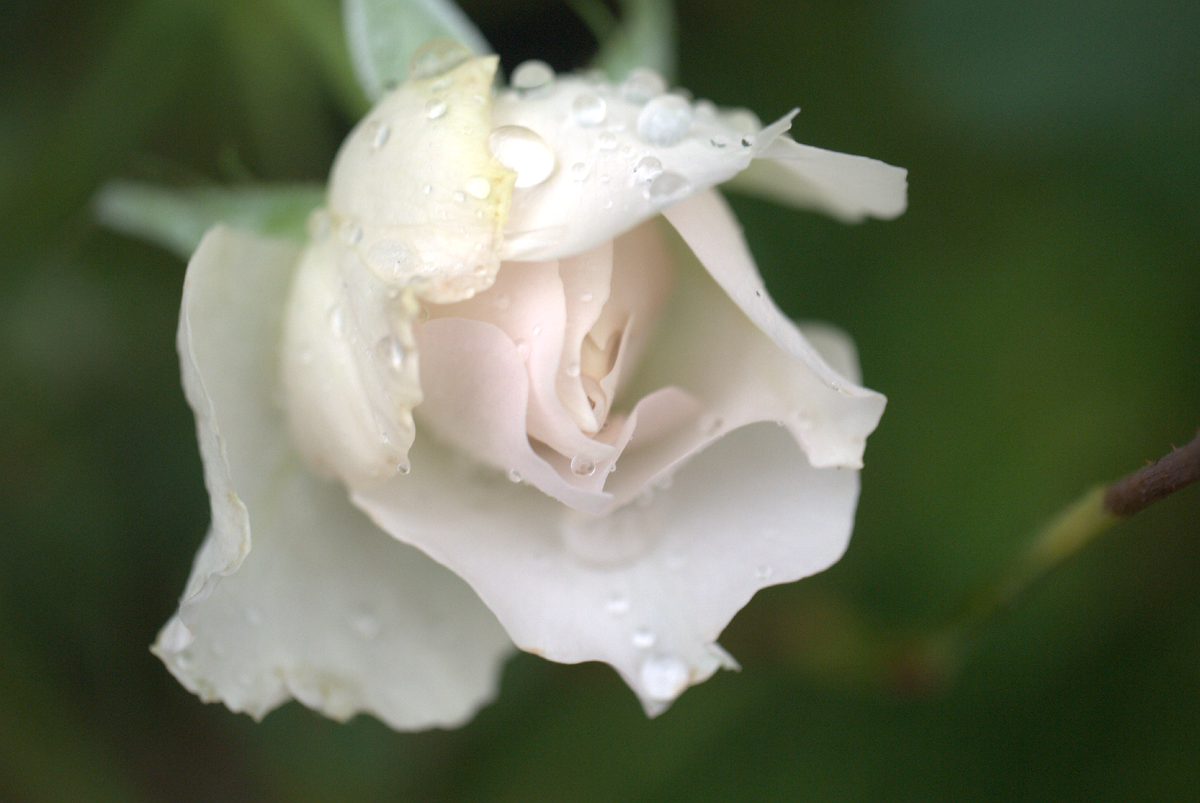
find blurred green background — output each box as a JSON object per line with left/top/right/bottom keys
{"left": 1, "top": 0, "right": 1197, "bottom": 800}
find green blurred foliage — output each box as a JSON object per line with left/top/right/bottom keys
{"left": 1, "top": 0, "right": 1197, "bottom": 801}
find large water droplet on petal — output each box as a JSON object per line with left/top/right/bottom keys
{"left": 572, "top": 92, "right": 607, "bottom": 125}
{"left": 488, "top": 125, "right": 557, "bottom": 188}
{"left": 408, "top": 39, "right": 473, "bottom": 80}
{"left": 511, "top": 59, "right": 555, "bottom": 92}
{"left": 640, "top": 655, "right": 689, "bottom": 702}
{"left": 570, "top": 454, "right": 596, "bottom": 476}
{"left": 621, "top": 68, "right": 667, "bottom": 104}
{"left": 637, "top": 95, "right": 693, "bottom": 146}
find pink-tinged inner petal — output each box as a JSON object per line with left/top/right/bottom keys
{"left": 419, "top": 221, "right": 677, "bottom": 506}
{"left": 415, "top": 316, "right": 614, "bottom": 513}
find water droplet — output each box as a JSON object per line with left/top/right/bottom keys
{"left": 465, "top": 175, "right": 491, "bottom": 199}
{"left": 755, "top": 565, "right": 774, "bottom": 580}
{"left": 633, "top": 156, "right": 663, "bottom": 183}
{"left": 709, "top": 135, "right": 728, "bottom": 148}
{"left": 632, "top": 629, "right": 657, "bottom": 649}
{"left": 422, "top": 183, "right": 433, "bottom": 194}
{"left": 620, "top": 68, "right": 667, "bottom": 104}
{"left": 511, "top": 59, "right": 555, "bottom": 92}
{"left": 570, "top": 454, "right": 596, "bottom": 476}
{"left": 565, "top": 361, "right": 581, "bottom": 378}
{"left": 640, "top": 655, "right": 689, "bottom": 702}
{"left": 569, "top": 161, "right": 589, "bottom": 181}
{"left": 572, "top": 92, "right": 607, "bottom": 125}
{"left": 328, "top": 306, "right": 345, "bottom": 337}
{"left": 532, "top": 325, "right": 542, "bottom": 336}
{"left": 646, "top": 171, "right": 691, "bottom": 204}
{"left": 349, "top": 611, "right": 381, "bottom": 640}
{"left": 158, "top": 618, "right": 193, "bottom": 653}
{"left": 508, "top": 468, "right": 523, "bottom": 483}
{"left": 605, "top": 594, "right": 630, "bottom": 615}
{"left": 366, "top": 121, "right": 390, "bottom": 148}
{"left": 398, "top": 462, "right": 411, "bottom": 474}
{"left": 741, "top": 135, "right": 755, "bottom": 148}
{"left": 637, "top": 94, "right": 694, "bottom": 146}
{"left": 425, "top": 99, "right": 447, "bottom": 119}
{"left": 341, "top": 221, "right": 363, "bottom": 244}
{"left": 375, "top": 335, "right": 405, "bottom": 371}
{"left": 513, "top": 338, "right": 531, "bottom": 360}
{"left": 580, "top": 291, "right": 594, "bottom": 302}
{"left": 380, "top": 431, "right": 389, "bottom": 444}
{"left": 452, "top": 190, "right": 466, "bottom": 203}
{"left": 488, "top": 125, "right": 557, "bottom": 188}
{"left": 597, "top": 130, "right": 618, "bottom": 150}
{"left": 408, "top": 39, "right": 472, "bottom": 80}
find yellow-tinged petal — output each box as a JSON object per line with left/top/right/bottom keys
{"left": 327, "top": 54, "right": 517, "bottom": 304}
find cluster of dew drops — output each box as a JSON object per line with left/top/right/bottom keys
{"left": 486, "top": 58, "right": 758, "bottom": 206}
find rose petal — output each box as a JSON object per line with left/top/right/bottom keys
{"left": 729, "top": 135, "right": 908, "bottom": 223}
{"left": 282, "top": 231, "right": 423, "bottom": 487}
{"left": 327, "top": 54, "right": 516, "bottom": 303}
{"left": 353, "top": 421, "right": 858, "bottom": 715}
{"left": 492, "top": 70, "right": 796, "bottom": 261}
{"left": 413, "top": 315, "right": 617, "bottom": 512}
{"left": 157, "top": 226, "right": 513, "bottom": 730}
{"left": 659, "top": 189, "right": 886, "bottom": 469}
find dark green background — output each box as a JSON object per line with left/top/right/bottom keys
{"left": 2, "top": 1, "right": 1197, "bottom": 800}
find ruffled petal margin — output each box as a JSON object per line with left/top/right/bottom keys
{"left": 155, "top": 226, "right": 513, "bottom": 731}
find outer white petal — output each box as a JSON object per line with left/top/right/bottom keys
{"left": 728, "top": 135, "right": 908, "bottom": 222}
{"left": 353, "top": 422, "right": 857, "bottom": 716}
{"left": 156, "top": 226, "right": 513, "bottom": 730}
{"left": 660, "top": 190, "right": 886, "bottom": 469}
{"left": 491, "top": 69, "right": 796, "bottom": 261}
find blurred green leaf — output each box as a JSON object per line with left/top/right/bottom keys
{"left": 94, "top": 181, "right": 324, "bottom": 259}
{"left": 343, "top": 0, "right": 492, "bottom": 101}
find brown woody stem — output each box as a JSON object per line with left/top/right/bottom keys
{"left": 1103, "top": 430, "right": 1200, "bottom": 517}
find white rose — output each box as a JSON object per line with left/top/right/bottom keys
{"left": 155, "top": 46, "right": 906, "bottom": 727}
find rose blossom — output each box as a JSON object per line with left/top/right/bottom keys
{"left": 154, "top": 44, "right": 906, "bottom": 727}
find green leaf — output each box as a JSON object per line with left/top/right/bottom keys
{"left": 343, "top": 0, "right": 491, "bottom": 102}
{"left": 94, "top": 181, "right": 325, "bottom": 260}
{"left": 593, "top": 0, "right": 677, "bottom": 82}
